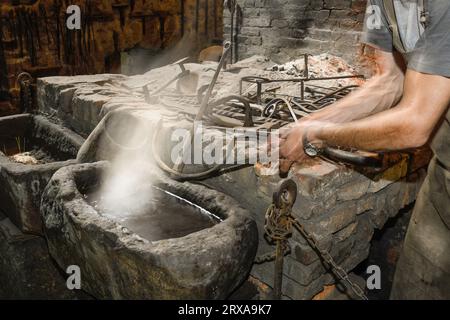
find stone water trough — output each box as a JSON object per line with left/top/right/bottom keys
{"left": 40, "top": 161, "right": 258, "bottom": 299}
{"left": 0, "top": 114, "right": 84, "bottom": 234}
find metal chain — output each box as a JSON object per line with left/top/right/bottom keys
{"left": 258, "top": 203, "right": 368, "bottom": 300}
{"left": 291, "top": 218, "right": 368, "bottom": 300}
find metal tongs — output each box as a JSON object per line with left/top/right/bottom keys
{"left": 172, "top": 41, "right": 232, "bottom": 173}
{"left": 280, "top": 115, "right": 383, "bottom": 176}
{"left": 321, "top": 147, "right": 383, "bottom": 168}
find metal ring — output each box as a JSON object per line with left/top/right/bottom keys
{"left": 273, "top": 179, "right": 298, "bottom": 209}
{"left": 241, "top": 76, "right": 271, "bottom": 84}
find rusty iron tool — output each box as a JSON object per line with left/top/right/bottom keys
{"left": 239, "top": 77, "right": 381, "bottom": 171}
{"left": 225, "top": 0, "right": 237, "bottom": 64}
{"left": 278, "top": 141, "right": 383, "bottom": 177}
{"left": 240, "top": 74, "right": 364, "bottom": 104}
{"left": 195, "top": 41, "right": 232, "bottom": 121}
{"left": 143, "top": 57, "right": 191, "bottom": 102}
{"left": 263, "top": 179, "right": 297, "bottom": 300}
{"left": 207, "top": 95, "right": 254, "bottom": 127}
{"left": 172, "top": 42, "right": 232, "bottom": 173}
{"left": 322, "top": 147, "right": 383, "bottom": 168}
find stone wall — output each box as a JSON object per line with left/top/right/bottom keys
{"left": 0, "top": 0, "right": 223, "bottom": 115}
{"left": 224, "top": 0, "right": 367, "bottom": 64}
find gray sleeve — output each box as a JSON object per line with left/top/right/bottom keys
{"left": 408, "top": 2, "right": 450, "bottom": 78}
{"left": 361, "top": 0, "right": 393, "bottom": 52}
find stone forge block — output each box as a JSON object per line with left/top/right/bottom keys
{"left": 41, "top": 162, "right": 258, "bottom": 299}
{"left": 0, "top": 114, "right": 84, "bottom": 234}
{"left": 0, "top": 213, "right": 77, "bottom": 299}
{"left": 37, "top": 75, "right": 128, "bottom": 136}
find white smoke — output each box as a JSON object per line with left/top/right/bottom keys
{"left": 96, "top": 114, "right": 157, "bottom": 218}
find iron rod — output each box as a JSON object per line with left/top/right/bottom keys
{"left": 273, "top": 239, "right": 284, "bottom": 300}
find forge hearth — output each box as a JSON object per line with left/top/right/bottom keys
{"left": 35, "top": 54, "right": 432, "bottom": 300}
{"left": 41, "top": 162, "right": 258, "bottom": 299}
{"left": 0, "top": 114, "right": 84, "bottom": 234}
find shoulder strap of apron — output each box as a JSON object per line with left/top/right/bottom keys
{"left": 383, "top": 0, "right": 407, "bottom": 53}
{"left": 419, "top": 0, "right": 430, "bottom": 28}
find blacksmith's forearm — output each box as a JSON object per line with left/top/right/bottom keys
{"left": 307, "top": 72, "right": 404, "bottom": 123}
{"left": 309, "top": 69, "right": 450, "bottom": 152}
{"left": 310, "top": 105, "right": 426, "bottom": 151}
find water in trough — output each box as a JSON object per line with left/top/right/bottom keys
{"left": 84, "top": 184, "right": 222, "bottom": 242}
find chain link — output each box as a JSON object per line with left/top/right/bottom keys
{"left": 291, "top": 218, "right": 368, "bottom": 300}
{"left": 258, "top": 204, "right": 368, "bottom": 300}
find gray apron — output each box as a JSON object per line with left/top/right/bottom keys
{"left": 382, "top": 0, "right": 450, "bottom": 299}
{"left": 391, "top": 108, "right": 450, "bottom": 299}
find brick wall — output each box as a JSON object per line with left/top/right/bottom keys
{"left": 224, "top": 0, "right": 367, "bottom": 64}
{"left": 0, "top": 0, "right": 223, "bottom": 115}
{"left": 204, "top": 155, "right": 428, "bottom": 299}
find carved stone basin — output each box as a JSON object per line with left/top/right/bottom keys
{"left": 0, "top": 114, "right": 84, "bottom": 234}
{"left": 41, "top": 161, "right": 258, "bottom": 299}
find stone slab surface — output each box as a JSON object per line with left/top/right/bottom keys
{"left": 0, "top": 212, "right": 81, "bottom": 299}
